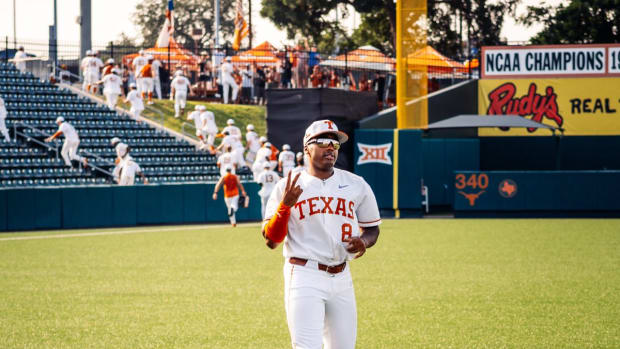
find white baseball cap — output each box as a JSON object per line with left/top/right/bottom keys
{"left": 55, "top": 116, "right": 65, "bottom": 123}
{"left": 129, "top": 82, "right": 137, "bottom": 88}
{"left": 175, "top": 70, "right": 183, "bottom": 76}
{"left": 225, "top": 56, "right": 232, "bottom": 61}
{"left": 139, "top": 49, "right": 145, "bottom": 55}
{"left": 264, "top": 142, "right": 272, "bottom": 148}
{"left": 246, "top": 124, "right": 254, "bottom": 131}
{"left": 110, "top": 137, "right": 121, "bottom": 145}
{"left": 227, "top": 119, "right": 234, "bottom": 125}
{"left": 296, "top": 152, "right": 303, "bottom": 159}
{"left": 112, "top": 68, "right": 120, "bottom": 75}
{"left": 86, "top": 50, "right": 92, "bottom": 56}
{"left": 283, "top": 144, "right": 291, "bottom": 150}
{"left": 303, "top": 120, "right": 348, "bottom": 145}
{"left": 106, "top": 58, "right": 114, "bottom": 64}
{"left": 147, "top": 55, "right": 154, "bottom": 60}
{"left": 259, "top": 136, "right": 267, "bottom": 143}
{"left": 197, "top": 105, "right": 206, "bottom": 111}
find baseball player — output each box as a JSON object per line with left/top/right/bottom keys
{"left": 261, "top": 119, "right": 381, "bottom": 349}
{"left": 110, "top": 137, "right": 128, "bottom": 182}
{"left": 222, "top": 118, "right": 242, "bottom": 140}
{"left": 201, "top": 106, "right": 218, "bottom": 153}
{"left": 278, "top": 144, "right": 296, "bottom": 177}
{"left": 151, "top": 57, "right": 163, "bottom": 99}
{"left": 98, "top": 69, "right": 123, "bottom": 110}
{"left": 0, "top": 97, "right": 11, "bottom": 142}
{"left": 101, "top": 58, "right": 115, "bottom": 77}
{"left": 217, "top": 146, "right": 236, "bottom": 177}
{"left": 118, "top": 156, "right": 148, "bottom": 185}
{"left": 245, "top": 124, "right": 260, "bottom": 164}
{"left": 220, "top": 57, "right": 238, "bottom": 104}
{"left": 251, "top": 139, "right": 272, "bottom": 179}
{"left": 124, "top": 83, "right": 144, "bottom": 119}
{"left": 291, "top": 151, "right": 307, "bottom": 174}
{"left": 212, "top": 168, "right": 247, "bottom": 227}
{"left": 170, "top": 70, "right": 192, "bottom": 118}
{"left": 131, "top": 50, "right": 148, "bottom": 94}
{"left": 217, "top": 131, "right": 245, "bottom": 170}
{"left": 45, "top": 117, "right": 89, "bottom": 169}
{"left": 137, "top": 56, "right": 155, "bottom": 105}
{"left": 188, "top": 105, "right": 208, "bottom": 145}
{"left": 255, "top": 163, "right": 280, "bottom": 220}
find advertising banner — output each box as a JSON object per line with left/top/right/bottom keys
{"left": 478, "top": 78, "right": 620, "bottom": 136}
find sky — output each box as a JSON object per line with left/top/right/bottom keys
{"left": 0, "top": 0, "right": 567, "bottom": 54}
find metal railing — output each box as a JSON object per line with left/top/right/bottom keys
{"left": 181, "top": 122, "right": 200, "bottom": 142}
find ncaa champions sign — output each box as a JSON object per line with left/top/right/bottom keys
{"left": 357, "top": 143, "right": 393, "bottom": 165}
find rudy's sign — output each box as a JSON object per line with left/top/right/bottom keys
{"left": 482, "top": 44, "right": 620, "bottom": 78}
{"left": 478, "top": 78, "right": 620, "bottom": 136}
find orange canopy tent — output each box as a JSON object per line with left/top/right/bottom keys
{"left": 122, "top": 37, "right": 199, "bottom": 71}
{"left": 231, "top": 41, "right": 279, "bottom": 66}
{"left": 321, "top": 45, "right": 395, "bottom": 72}
{"left": 407, "top": 46, "right": 465, "bottom": 74}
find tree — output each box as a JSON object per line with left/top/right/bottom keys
{"left": 132, "top": 0, "right": 237, "bottom": 50}
{"left": 519, "top": 0, "right": 620, "bottom": 44}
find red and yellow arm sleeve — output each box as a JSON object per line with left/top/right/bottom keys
{"left": 263, "top": 202, "right": 291, "bottom": 243}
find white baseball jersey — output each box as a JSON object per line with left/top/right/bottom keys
{"left": 80, "top": 56, "right": 91, "bottom": 73}
{"left": 278, "top": 150, "right": 296, "bottom": 168}
{"left": 171, "top": 76, "right": 191, "bottom": 94}
{"left": 151, "top": 59, "right": 162, "bottom": 77}
{"left": 132, "top": 56, "right": 148, "bottom": 76}
{"left": 14, "top": 51, "right": 28, "bottom": 71}
{"left": 222, "top": 125, "right": 242, "bottom": 140}
{"left": 264, "top": 168, "right": 381, "bottom": 265}
{"left": 85, "top": 57, "right": 103, "bottom": 75}
{"left": 221, "top": 134, "right": 243, "bottom": 151}
{"left": 256, "top": 169, "right": 280, "bottom": 198}
{"left": 221, "top": 62, "right": 235, "bottom": 82}
{"left": 188, "top": 111, "right": 206, "bottom": 130}
{"left": 126, "top": 90, "right": 144, "bottom": 110}
{"left": 217, "top": 153, "right": 235, "bottom": 175}
{"left": 246, "top": 131, "right": 260, "bottom": 153}
{"left": 255, "top": 146, "right": 272, "bottom": 164}
{"left": 201, "top": 111, "right": 217, "bottom": 134}
{"left": 58, "top": 122, "right": 79, "bottom": 142}
{"left": 102, "top": 74, "right": 122, "bottom": 94}
{"left": 119, "top": 157, "right": 142, "bottom": 185}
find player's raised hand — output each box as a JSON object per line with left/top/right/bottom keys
{"left": 282, "top": 171, "right": 303, "bottom": 207}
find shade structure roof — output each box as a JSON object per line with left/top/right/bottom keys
{"left": 426, "top": 114, "right": 562, "bottom": 133}
{"left": 122, "top": 37, "right": 199, "bottom": 70}
{"left": 231, "top": 41, "right": 279, "bottom": 66}
{"left": 320, "top": 45, "right": 395, "bottom": 72}
{"left": 407, "top": 46, "right": 465, "bottom": 73}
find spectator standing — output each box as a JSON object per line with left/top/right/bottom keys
{"left": 124, "top": 83, "right": 144, "bottom": 119}
{"left": 254, "top": 64, "right": 266, "bottom": 105}
{"left": 278, "top": 144, "right": 296, "bottom": 178}
{"left": 328, "top": 70, "right": 340, "bottom": 88}
{"left": 310, "top": 65, "right": 324, "bottom": 88}
{"left": 98, "top": 69, "right": 124, "bottom": 110}
{"left": 131, "top": 50, "right": 148, "bottom": 94}
{"left": 13, "top": 46, "right": 28, "bottom": 73}
{"left": 170, "top": 70, "right": 192, "bottom": 118}
{"left": 241, "top": 64, "right": 253, "bottom": 104}
{"left": 212, "top": 168, "right": 247, "bottom": 228}
{"left": 308, "top": 45, "right": 320, "bottom": 71}
{"left": 45, "top": 117, "right": 88, "bottom": 169}
{"left": 255, "top": 163, "right": 280, "bottom": 219}
{"left": 221, "top": 57, "right": 238, "bottom": 104}
{"left": 281, "top": 58, "right": 292, "bottom": 88}
{"left": 358, "top": 73, "right": 371, "bottom": 92}
{"left": 0, "top": 97, "right": 11, "bottom": 142}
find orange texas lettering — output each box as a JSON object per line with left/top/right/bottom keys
{"left": 295, "top": 196, "right": 355, "bottom": 220}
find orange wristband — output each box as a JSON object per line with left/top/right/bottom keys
{"left": 264, "top": 202, "right": 291, "bottom": 243}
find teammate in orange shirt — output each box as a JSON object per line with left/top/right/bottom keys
{"left": 137, "top": 56, "right": 155, "bottom": 105}
{"left": 212, "top": 168, "right": 247, "bottom": 227}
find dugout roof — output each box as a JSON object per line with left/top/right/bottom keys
{"left": 426, "top": 114, "right": 563, "bottom": 134}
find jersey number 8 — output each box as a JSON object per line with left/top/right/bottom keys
{"left": 341, "top": 223, "right": 352, "bottom": 241}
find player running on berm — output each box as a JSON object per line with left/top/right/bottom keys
{"left": 261, "top": 119, "right": 382, "bottom": 349}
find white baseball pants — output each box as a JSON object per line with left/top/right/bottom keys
{"left": 175, "top": 91, "right": 187, "bottom": 117}
{"left": 130, "top": 107, "right": 143, "bottom": 119}
{"left": 284, "top": 260, "right": 357, "bottom": 349}
{"left": 104, "top": 92, "right": 119, "bottom": 110}
{"left": 224, "top": 195, "right": 239, "bottom": 225}
{"left": 61, "top": 139, "right": 84, "bottom": 167}
{"left": 154, "top": 77, "right": 162, "bottom": 99}
{"left": 223, "top": 78, "right": 238, "bottom": 104}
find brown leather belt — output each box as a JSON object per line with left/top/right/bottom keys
{"left": 289, "top": 257, "right": 347, "bottom": 274}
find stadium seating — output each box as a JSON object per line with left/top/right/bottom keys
{"left": 0, "top": 61, "right": 252, "bottom": 187}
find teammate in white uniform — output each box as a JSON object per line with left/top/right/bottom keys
{"left": 119, "top": 156, "right": 148, "bottom": 185}
{"left": 217, "top": 146, "right": 236, "bottom": 177}
{"left": 212, "top": 168, "right": 247, "bottom": 227}
{"left": 151, "top": 58, "right": 163, "bottom": 99}
{"left": 0, "top": 97, "right": 11, "bottom": 142}
{"left": 188, "top": 105, "right": 208, "bottom": 146}
{"left": 221, "top": 57, "right": 238, "bottom": 104}
{"left": 222, "top": 118, "right": 242, "bottom": 140}
{"left": 255, "top": 163, "right": 280, "bottom": 219}
{"left": 278, "top": 144, "right": 296, "bottom": 178}
{"left": 45, "top": 117, "right": 89, "bottom": 169}
{"left": 252, "top": 139, "right": 272, "bottom": 179}
{"left": 99, "top": 69, "right": 123, "bottom": 110}
{"left": 217, "top": 131, "right": 245, "bottom": 170}
{"left": 245, "top": 124, "right": 260, "bottom": 164}
{"left": 291, "top": 151, "right": 307, "bottom": 174}
{"left": 262, "top": 119, "right": 381, "bottom": 349}
{"left": 124, "top": 83, "right": 144, "bottom": 119}
{"left": 110, "top": 137, "right": 129, "bottom": 182}
{"left": 13, "top": 46, "right": 28, "bottom": 73}
{"left": 131, "top": 50, "right": 148, "bottom": 94}
{"left": 170, "top": 71, "right": 192, "bottom": 118}
{"left": 201, "top": 106, "right": 218, "bottom": 152}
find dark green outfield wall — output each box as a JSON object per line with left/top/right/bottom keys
{"left": 0, "top": 183, "right": 262, "bottom": 232}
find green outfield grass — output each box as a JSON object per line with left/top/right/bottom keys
{"left": 1, "top": 219, "right": 619, "bottom": 348}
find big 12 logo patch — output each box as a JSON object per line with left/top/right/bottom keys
{"left": 357, "top": 143, "right": 393, "bottom": 165}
